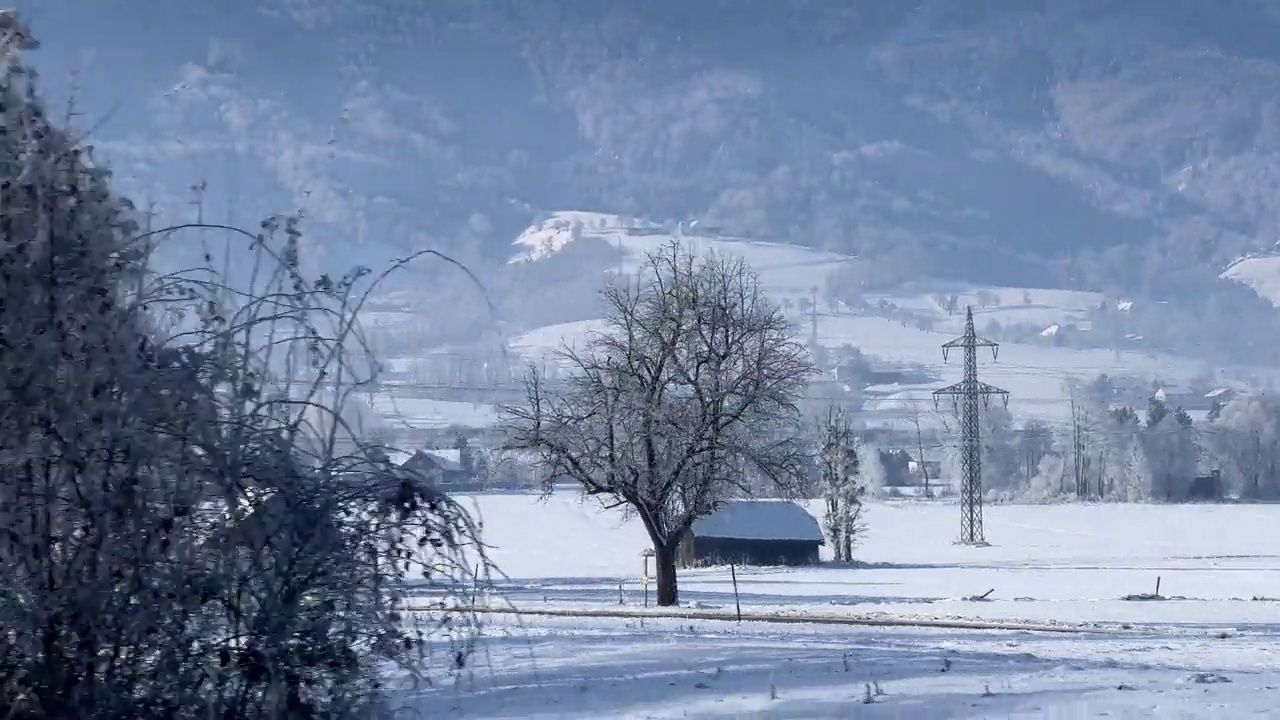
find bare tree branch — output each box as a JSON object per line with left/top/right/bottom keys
{"left": 502, "top": 239, "right": 814, "bottom": 606}
{"left": 0, "top": 27, "right": 493, "bottom": 718}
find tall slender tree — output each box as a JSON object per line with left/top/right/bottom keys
{"left": 817, "top": 405, "right": 864, "bottom": 562}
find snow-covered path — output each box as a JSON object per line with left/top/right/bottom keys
{"left": 414, "top": 615, "right": 1278, "bottom": 718}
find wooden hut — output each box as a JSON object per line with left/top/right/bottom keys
{"left": 678, "top": 500, "right": 824, "bottom": 568}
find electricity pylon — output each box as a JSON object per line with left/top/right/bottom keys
{"left": 933, "top": 306, "right": 1008, "bottom": 546}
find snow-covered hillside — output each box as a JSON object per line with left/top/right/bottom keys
{"left": 355, "top": 212, "right": 1269, "bottom": 431}
{"left": 509, "top": 211, "right": 857, "bottom": 299}
{"left": 498, "top": 211, "right": 1253, "bottom": 426}
{"left": 509, "top": 313, "right": 1198, "bottom": 425}
{"left": 1222, "top": 254, "right": 1280, "bottom": 307}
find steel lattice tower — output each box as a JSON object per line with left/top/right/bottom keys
{"left": 933, "top": 306, "right": 1008, "bottom": 545}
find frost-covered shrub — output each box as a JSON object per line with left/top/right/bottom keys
{"left": 0, "top": 14, "right": 488, "bottom": 719}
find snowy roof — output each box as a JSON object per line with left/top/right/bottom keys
{"left": 425, "top": 448, "right": 463, "bottom": 465}
{"left": 400, "top": 450, "right": 463, "bottom": 474}
{"left": 691, "top": 500, "right": 824, "bottom": 543}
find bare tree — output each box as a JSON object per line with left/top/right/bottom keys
{"left": 1209, "top": 396, "right": 1280, "bottom": 498}
{"left": 503, "top": 241, "right": 814, "bottom": 606}
{"left": 817, "top": 405, "right": 864, "bottom": 563}
{"left": 906, "top": 397, "right": 932, "bottom": 496}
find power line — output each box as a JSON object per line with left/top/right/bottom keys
{"left": 932, "top": 307, "right": 1007, "bottom": 547}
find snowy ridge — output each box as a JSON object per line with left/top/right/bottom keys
{"left": 364, "top": 211, "right": 1277, "bottom": 431}
{"left": 508, "top": 210, "right": 857, "bottom": 298}
{"left": 508, "top": 211, "right": 658, "bottom": 263}
{"left": 1221, "top": 253, "right": 1280, "bottom": 307}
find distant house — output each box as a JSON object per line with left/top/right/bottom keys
{"left": 878, "top": 449, "right": 913, "bottom": 487}
{"left": 399, "top": 439, "right": 485, "bottom": 489}
{"left": 1205, "top": 388, "right": 1236, "bottom": 406}
{"left": 1153, "top": 385, "right": 1209, "bottom": 411}
{"left": 401, "top": 450, "right": 462, "bottom": 484}
{"left": 1188, "top": 470, "right": 1224, "bottom": 502}
{"left": 907, "top": 458, "right": 943, "bottom": 484}
{"left": 678, "top": 500, "right": 824, "bottom": 568}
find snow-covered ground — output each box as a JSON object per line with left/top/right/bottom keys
{"left": 416, "top": 616, "right": 1277, "bottom": 718}
{"left": 355, "top": 392, "right": 498, "bottom": 429}
{"left": 509, "top": 211, "right": 857, "bottom": 299}
{"left": 414, "top": 493, "right": 1280, "bottom": 717}
{"left": 354, "top": 212, "right": 1256, "bottom": 430}
{"left": 497, "top": 211, "right": 1239, "bottom": 426}
{"left": 1223, "top": 253, "right": 1280, "bottom": 307}
{"left": 866, "top": 284, "right": 1109, "bottom": 336}
{"left": 458, "top": 493, "right": 1280, "bottom": 627}
{"left": 508, "top": 313, "right": 1203, "bottom": 425}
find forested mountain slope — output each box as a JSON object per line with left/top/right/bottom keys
{"left": 19, "top": 0, "right": 1280, "bottom": 295}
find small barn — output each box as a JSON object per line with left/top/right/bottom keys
{"left": 679, "top": 500, "right": 824, "bottom": 568}
{"left": 1188, "top": 470, "right": 1223, "bottom": 502}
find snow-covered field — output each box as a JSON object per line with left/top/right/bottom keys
{"left": 865, "top": 284, "right": 1108, "bottom": 337}
{"left": 813, "top": 314, "right": 1199, "bottom": 425}
{"left": 508, "top": 313, "right": 1203, "bottom": 425}
{"left": 356, "top": 392, "right": 498, "bottom": 429}
{"left": 414, "top": 493, "right": 1280, "bottom": 717}
{"left": 496, "top": 211, "right": 1245, "bottom": 426}
{"left": 355, "top": 212, "right": 1266, "bottom": 430}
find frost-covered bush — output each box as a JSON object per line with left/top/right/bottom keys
{"left": 0, "top": 14, "right": 487, "bottom": 719}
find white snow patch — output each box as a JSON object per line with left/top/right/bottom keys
{"left": 508, "top": 211, "right": 857, "bottom": 299}
{"left": 355, "top": 393, "right": 497, "bottom": 429}
{"left": 1222, "top": 254, "right": 1280, "bottom": 307}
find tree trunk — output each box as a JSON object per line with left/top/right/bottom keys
{"left": 840, "top": 526, "right": 852, "bottom": 564}
{"left": 655, "top": 542, "right": 679, "bottom": 607}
